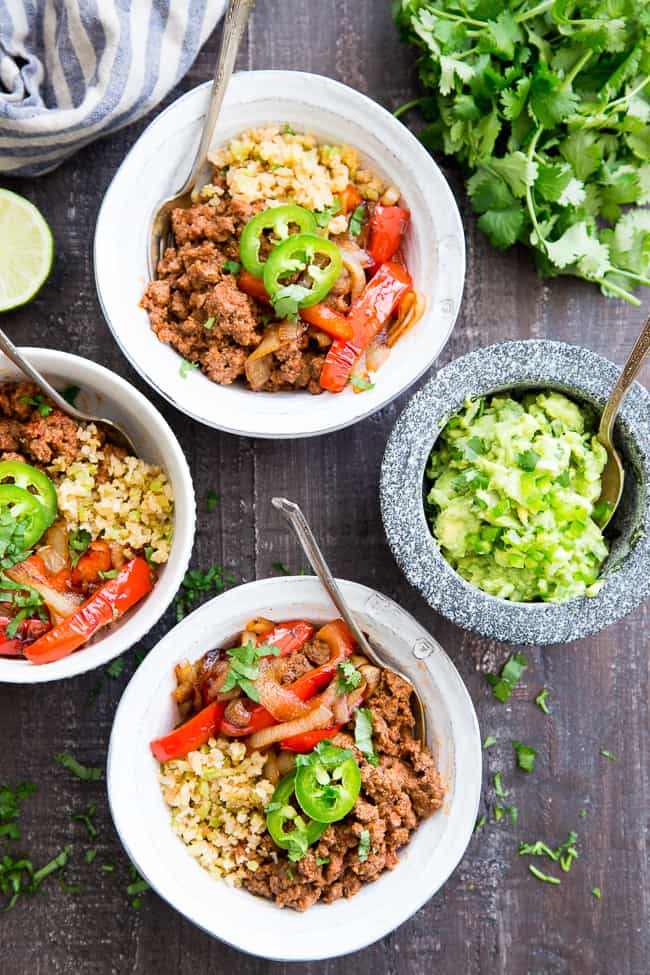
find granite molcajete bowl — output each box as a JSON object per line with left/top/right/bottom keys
{"left": 380, "top": 340, "right": 650, "bottom": 645}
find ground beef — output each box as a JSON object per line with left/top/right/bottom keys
{"left": 0, "top": 382, "right": 80, "bottom": 466}
{"left": 243, "top": 670, "right": 445, "bottom": 910}
{"left": 140, "top": 185, "right": 344, "bottom": 394}
{"left": 303, "top": 637, "right": 331, "bottom": 667}
{"left": 277, "top": 652, "right": 313, "bottom": 685}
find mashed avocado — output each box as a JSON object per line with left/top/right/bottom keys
{"left": 425, "top": 391, "right": 610, "bottom": 603}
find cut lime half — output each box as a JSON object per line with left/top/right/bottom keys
{"left": 0, "top": 189, "right": 54, "bottom": 312}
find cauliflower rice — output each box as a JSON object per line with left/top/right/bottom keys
{"left": 207, "top": 124, "right": 385, "bottom": 213}
{"left": 48, "top": 424, "right": 174, "bottom": 564}
{"left": 158, "top": 738, "right": 275, "bottom": 887}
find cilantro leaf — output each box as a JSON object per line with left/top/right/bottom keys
{"left": 516, "top": 449, "right": 540, "bottom": 472}
{"left": 336, "top": 660, "right": 362, "bottom": 694}
{"left": 221, "top": 260, "right": 241, "bottom": 275}
{"left": 206, "top": 489, "right": 219, "bottom": 514}
{"left": 353, "top": 707, "right": 379, "bottom": 766}
{"left": 486, "top": 652, "right": 528, "bottom": 702}
{"left": 220, "top": 640, "right": 281, "bottom": 701}
{"left": 513, "top": 740, "right": 538, "bottom": 773}
{"left": 68, "top": 529, "right": 91, "bottom": 568}
{"left": 349, "top": 204, "right": 366, "bottom": 237}
{"left": 357, "top": 828, "right": 371, "bottom": 862}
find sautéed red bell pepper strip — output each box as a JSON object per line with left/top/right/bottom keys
{"left": 24, "top": 557, "right": 153, "bottom": 665}
{"left": 280, "top": 724, "right": 344, "bottom": 753}
{"left": 253, "top": 619, "right": 314, "bottom": 655}
{"left": 367, "top": 205, "right": 410, "bottom": 268}
{"left": 150, "top": 700, "right": 227, "bottom": 762}
{"left": 220, "top": 618, "right": 356, "bottom": 737}
{"left": 319, "top": 262, "right": 412, "bottom": 393}
{"left": 238, "top": 270, "right": 271, "bottom": 305}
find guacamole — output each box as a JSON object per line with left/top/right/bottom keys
{"left": 425, "top": 391, "right": 610, "bottom": 603}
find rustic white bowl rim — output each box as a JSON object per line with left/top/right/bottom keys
{"left": 94, "top": 69, "right": 465, "bottom": 439}
{"left": 107, "top": 576, "right": 481, "bottom": 961}
{"left": 0, "top": 348, "right": 195, "bottom": 684}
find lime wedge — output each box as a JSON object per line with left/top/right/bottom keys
{"left": 0, "top": 189, "right": 54, "bottom": 312}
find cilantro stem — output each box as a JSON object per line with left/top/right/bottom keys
{"left": 425, "top": 7, "right": 486, "bottom": 28}
{"left": 525, "top": 127, "right": 544, "bottom": 246}
{"left": 561, "top": 50, "right": 592, "bottom": 89}
{"left": 393, "top": 98, "right": 427, "bottom": 119}
{"left": 515, "top": 0, "right": 554, "bottom": 24}
{"left": 597, "top": 277, "right": 641, "bottom": 306}
{"left": 603, "top": 75, "right": 650, "bottom": 111}
{"left": 606, "top": 268, "right": 650, "bottom": 288}
{"left": 528, "top": 864, "right": 561, "bottom": 885}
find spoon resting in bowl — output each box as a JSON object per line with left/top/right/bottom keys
{"left": 0, "top": 326, "right": 137, "bottom": 453}
{"left": 271, "top": 496, "right": 427, "bottom": 746}
{"left": 147, "top": 0, "right": 256, "bottom": 279}
{"left": 596, "top": 313, "right": 650, "bottom": 528}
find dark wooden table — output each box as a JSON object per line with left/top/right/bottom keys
{"left": 1, "top": 3, "right": 648, "bottom": 973}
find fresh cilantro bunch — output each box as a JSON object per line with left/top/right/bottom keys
{"left": 393, "top": 0, "right": 650, "bottom": 303}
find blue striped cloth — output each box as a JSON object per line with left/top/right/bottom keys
{"left": 0, "top": 0, "right": 225, "bottom": 177}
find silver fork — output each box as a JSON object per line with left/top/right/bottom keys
{"left": 147, "top": 0, "right": 256, "bottom": 280}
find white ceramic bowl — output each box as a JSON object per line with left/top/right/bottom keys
{"left": 107, "top": 576, "right": 481, "bottom": 961}
{"left": 94, "top": 70, "right": 465, "bottom": 439}
{"left": 0, "top": 349, "right": 195, "bottom": 684}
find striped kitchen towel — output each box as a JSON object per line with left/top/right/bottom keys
{"left": 0, "top": 0, "right": 226, "bottom": 177}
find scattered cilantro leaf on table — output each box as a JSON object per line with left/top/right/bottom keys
{"left": 513, "top": 740, "right": 538, "bottom": 773}
{"left": 54, "top": 753, "right": 102, "bottom": 781}
{"left": 393, "top": 0, "right": 650, "bottom": 305}
{"left": 487, "top": 652, "right": 528, "bottom": 702}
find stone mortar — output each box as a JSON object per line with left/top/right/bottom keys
{"left": 380, "top": 339, "right": 650, "bottom": 645}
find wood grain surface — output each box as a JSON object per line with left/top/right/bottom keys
{"left": 1, "top": 2, "right": 648, "bottom": 973}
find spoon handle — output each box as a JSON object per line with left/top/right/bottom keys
{"left": 271, "top": 497, "right": 374, "bottom": 658}
{"left": 0, "top": 326, "right": 86, "bottom": 419}
{"left": 179, "top": 0, "right": 256, "bottom": 197}
{"left": 599, "top": 314, "right": 650, "bottom": 441}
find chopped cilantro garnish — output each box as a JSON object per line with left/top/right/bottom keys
{"left": 206, "top": 489, "right": 219, "bottom": 513}
{"left": 105, "top": 656, "right": 125, "bottom": 678}
{"left": 272, "top": 561, "right": 292, "bottom": 575}
{"left": 592, "top": 887, "right": 602, "bottom": 899}
{"left": 516, "top": 449, "right": 540, "bottom": 472}
{"left": 98, "top": 569, "right": 118, "bottom": 581}
{"left": 337, "top": 660, "right": 362, "bottom": 694}
{"left": 68, "top": 529, "right": 91, "bottom": 568}
{"left": 316, "top": 856, "right": 330, "bottom": 866}
{"left": 100, "top": 864, "right": 114, "bottom": 873}
{"left": 270, "top": 283, "right": 309, "bottom": 321}
{"left": 0, "top": 845, "right": 69, "bottom": 911}
{"left": 482, "top": 735, "right": 497, "bottom": 750}
{"left": 19, "top": 394, "right": 53, "bottom": 416}
{"left": 579, "top": 809, "right": 587, "bottom": 818}
{"left": 220, "top": 640, "right": 281, "bottom": 701}
{"left": 314, "top": 198, "right": 342, "bottom": 228}
{"left": 0, "top": 782, "right": 35, "bottom": 843}
{"left": 535, "top": 689, "right": 550, "bottom": 715}
{"left": 513, "top": 740, "right": 537, "bottom": 773}
{"left": 62, "top": 385, "right": 80, "bottom": 406}
{"left": 222, "top": 260, "right": 241, "bottom": 275}
{"left": 528, "top": 864, "right": 561, "bottom": 886}
{"left": 175, "top": 565, "right": 234, "bottom": 621}
{"left": 72, "top": 803, "right": 97, "bottom": 839}
{"left": 600, "top": 749, "right": 618, "bottom": 761}
{"left": 486, "top": 652, "right": 527, "bottom": 703}
{"left": 179, "top": 359, "right": 199, "bottom": 378}
{"left": 286, "top": 866, "right": 294, "bottom": 881}
{"left": 357, "top": 829, "right": 371, "bottom": 862}
{"left": 54, "top": 752, "right": 102, "bottom": 781}
{"left": 282, "top": 124, "right": 295, "bottom": 136}
{"left": 144, "top": 545, "right": 155, "bottom": 568}
{"left": 203, "top": 316, "right": 215, "bottom": 330}
{"left": 353, "top": 707, "right": 379, "bottom": 766}
{"left": 473, "top": 814, "right": 486, "bottom": 834}
{"left": 493, "top": 771, "right": 508, "bottom": 798}
{"left": 349, "top": 375, "right": 375, "bottom": 392}
{"left": 84, "top": 849, "right": 97, "bottom": 864}
{"left": 349, "top": 204, "right": 366, "bottom": 237}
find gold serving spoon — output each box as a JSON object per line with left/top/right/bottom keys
{"left": 0, "top": 326, "right": 136, "bottom": 452}
{"left": 271, "top": 497, "right": 427, "bottom": 746}
{"left": 147, "top": 0, "right": 256, "bottom": 280}
{"left": 596, "top": 312, "right": 650, "bottom": 528}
